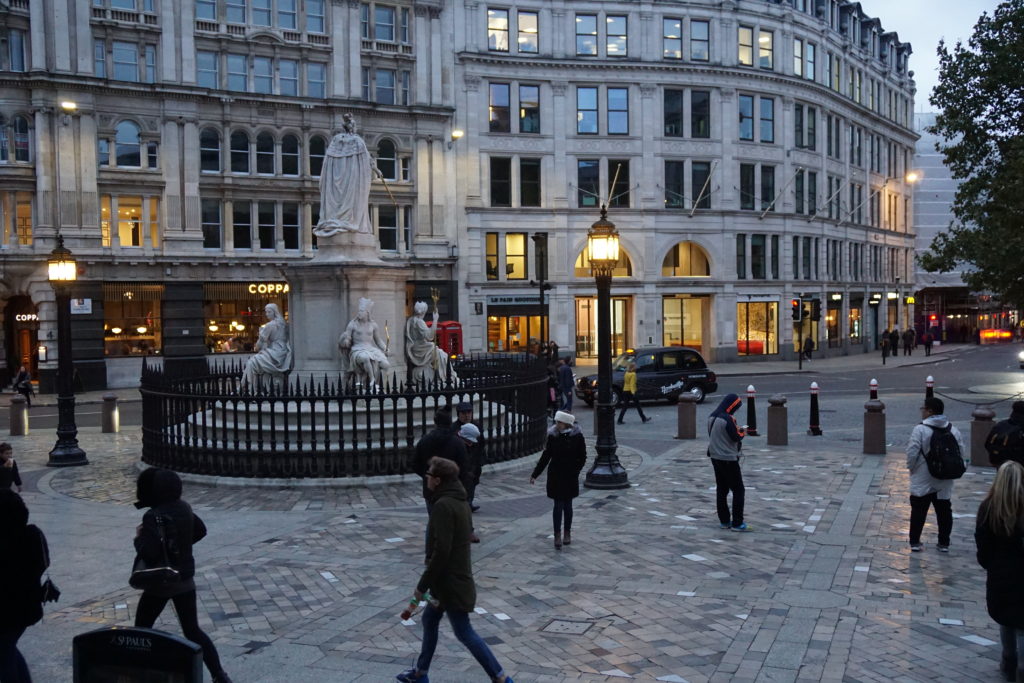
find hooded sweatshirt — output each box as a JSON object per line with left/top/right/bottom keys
{"left": 906, "top": 414, "right": 965, "bottom": 499}
{"left": 134, "top": 468, "right": 207, "bottom": 596}
{"left": 707, "top": 393, "right": 744, "bottom": 461}
{"left": 418, "top": 479, "right": 476, "bottom": 612}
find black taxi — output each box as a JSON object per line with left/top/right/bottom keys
{"left": 575, "top": 346, "right": 718, "bottom": 406}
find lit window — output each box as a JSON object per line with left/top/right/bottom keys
{"left": 517, "top": 11, "right": 538, "bottom": 53}
{"left": 487, "top": 8, "right": 509, "bottom": 51}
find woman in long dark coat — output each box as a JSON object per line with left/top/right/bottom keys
{"left": 976, "top": 460, "right": 1024, "bottom": 682}
{"left": 530, "top": 411, "right": 587, "bottom": 549}
{"left": 0, "top": 490, "right": 49, "bottom": 683}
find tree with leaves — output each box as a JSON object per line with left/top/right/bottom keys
{"left": 921, "top": 0, "right": 1024, "bottom": 308}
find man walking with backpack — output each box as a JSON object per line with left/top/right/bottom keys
{"left": 906, "top": 397, "right": 966, "bottom": 552}
{"left": 985, "top": 401, "right": 1024, "bottom": 467}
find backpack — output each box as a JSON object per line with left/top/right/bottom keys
{"left": 985, "top": 420, "right": 1024, "bottom": 466}
{"left": 924, "top": 424, "right": 966, "bottom": 480}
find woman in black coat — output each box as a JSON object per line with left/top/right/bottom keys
{"left": 976, "top": 460, "right": 1024, "bottom": 682}
{"left": 0, "top": 490, "right": 49, "bottom": 683}
{"left": 530, "top": 411, "right": 587, "bottom": 549}
{"left": 133, "top": 469, "right": 232, "bottom": 683}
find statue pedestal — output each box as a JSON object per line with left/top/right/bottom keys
{"left": 286, "top": 246, "right": 409, "bottom": 379}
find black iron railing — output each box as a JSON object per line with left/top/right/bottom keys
{"left": 140, "top": 353, "right": 549, "bottom": 478}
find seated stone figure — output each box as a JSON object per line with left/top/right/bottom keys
{"left": 339, "top": 298, "right": 391, "bottom": 388}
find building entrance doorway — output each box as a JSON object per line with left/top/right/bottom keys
{"left": 4, "top": 295, "right": 39, "bottom": 381}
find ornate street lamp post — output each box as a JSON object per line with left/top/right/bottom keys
{"left": 583, "top": 206, "right": 628, "bottom": 489}
{"left": 46, "top": 235, "right": 88, "bottom": 467}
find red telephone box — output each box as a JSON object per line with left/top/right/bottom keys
{"left": 434, "top": 321, "right": 463, "bottom": 355}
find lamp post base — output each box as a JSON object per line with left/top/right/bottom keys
{"left": 47, "top": 442, "right": 88, "bottom": 467}
{"left": 583, "top": 460, "right": 629, "bottom": 489}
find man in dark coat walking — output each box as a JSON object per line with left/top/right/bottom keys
{"left": 414, "top": 408, "right": 470, "bottom": 508}
{"left": 396, "top": 457, "right": 514, "bottom": 683}
{"left": 453, "top": 402, "right": 485, "bottom": 512}
{"left": 556, "top": 357, "right": 575, "bottom": 411}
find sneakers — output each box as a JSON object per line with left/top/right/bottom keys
{"left": 642, "top": 417, "right": 653, "bottom": 423}
{"left": 469, "top": 532, "right": 481, "bottom": 543}
{"left": 470, "top": 504, "right": 481, "bottom": 513}
{"left": 937, "top": 545, "right": 950, "bottom": 553}
{"left": 730, "top": 523, "right": 751, "bottom": 532}
{"left": 910, "top": 543, "right": 924, "bottom": 552}
{"left": 396, "top": 669, "right": 428, "bottom": 683}
{"left": 719, "top": 522, "right": 731, "bottom": 529}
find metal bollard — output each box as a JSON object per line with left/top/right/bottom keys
{"left": 9, "top": 394, "right": 27, "bottom": 436}
{"left": 926, "top": 376, "right": 934, "bottom": 400}
{"left": 745, "top": 385, "right": 759, "bottom": 436}
{"left": 808, "top": 382, "right": 822, "bottom": 436}
{"left": 971, "top": 405, "right": 995, "bottom": 467}
{"left": 863, "top": 378, "right": 886, "bottom": 454}
{"left": 102, "top": 393, "right": 120, "bottom": 433}
{"left": 675, "top": 391, "right": 698, "bottom": 439}
{"left": 766, "top": 394, "right": 788, "bottom": 446}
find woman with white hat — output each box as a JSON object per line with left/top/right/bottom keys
{"left": 530, "top": 411, "right": 588, "bottom": 549}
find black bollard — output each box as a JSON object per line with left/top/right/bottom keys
{"left": 808, "top": 381, "right": 822, "bottom": 436}
{"left": 925, "top": 375, "right": 934, "bottom": 400}
{"left": 863, "top": 378, "right": 886, "bottom": 455}
{"left": 745, "top": 385, "right": 759, "bottom": 436}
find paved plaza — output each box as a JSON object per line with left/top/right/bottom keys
{"left": 11, "top": 384, "right": 1006, "bottom": 682}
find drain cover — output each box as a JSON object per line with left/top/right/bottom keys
{"left": 541, "top": 619, "right": 593, "bottom": 635}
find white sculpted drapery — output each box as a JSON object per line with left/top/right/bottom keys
{"left": 241, "top": 303, "right": 292, "bottom": 390}
{"left": 314, "top": 114, "right": 373, "bottom": 237}
{"left": 405, "top": 301, "right": 454, "bottom": 384}
{"left": 339, "top": 298, "right": 391, "bottom": 387}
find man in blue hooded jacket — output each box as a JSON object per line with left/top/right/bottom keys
{"left": 707, "top": 393, "right": 749, "bottom": 531}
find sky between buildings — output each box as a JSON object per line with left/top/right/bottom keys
{"left": 858, "top": 0, "right": 1003, "bottom": 111}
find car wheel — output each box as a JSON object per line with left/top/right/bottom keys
{"left": 686, "top": 384, "right": 706, "bottom": 403}
{"left": 665, "top": 395, "right": 679, "bottom": 405}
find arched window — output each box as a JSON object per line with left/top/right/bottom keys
{"left": 115, "top": 121, "right": 141, "bottom": 167}
{"left": 661, "top": 241, "right": 711, "bottom": 277}
{"left": 255, "top": 132, "right": 275, "bottom": 174}
{"left": 199, "top": 128, "right": 220, "bottom": 172}
{"left": 574, "top": 247, "right": 633, "bottom": 278}
{"left": 309, "top": 135, "right": 325, "bottom": 176}
{"left": 376, "top": 139, "right": 396, "bottom": 180}
{"left": 230, "top": 130, "right": 249, "bottom": 173}
{"left": 12, "top": 116, "right": 30, "bottom": 162}
{"left": 281, "top": 134, "right": 299, "bottom": 176}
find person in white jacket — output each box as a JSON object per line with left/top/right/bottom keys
{"left": 906, "top": 397, "right": 966, "bottom": 552}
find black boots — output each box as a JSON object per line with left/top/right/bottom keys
{"left": 1000, "top": 655, "right": 1017, "bottom": 682}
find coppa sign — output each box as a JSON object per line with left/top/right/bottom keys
{"left": 247, "top": 283, "right": 289, "bottom": 295}
{"left": 14, "top": 313, "right": 38, "bottom": 322}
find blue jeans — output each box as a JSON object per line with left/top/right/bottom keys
{"left": 0, "top": 626, "right": 31, "bottom": 683}
{"left": 415, "top": 603, "right": 504, "bottom": 679}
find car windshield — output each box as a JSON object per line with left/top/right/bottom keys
{"left": 611, "top": 353, "right": 635, "bottom": 371}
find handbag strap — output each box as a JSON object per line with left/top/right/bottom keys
{"left": 152, "top": 513, "right": 173, "bottom": 566}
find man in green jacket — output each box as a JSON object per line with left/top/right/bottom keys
{"left": 396, "top": 457, "right": 514, "bottom": 683}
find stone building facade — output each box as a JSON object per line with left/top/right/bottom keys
{"left": 0, "top": 0, "right": 457, "bottom": 389}
{"left": 451, "top": 0, "right": 919, "bottom": 362}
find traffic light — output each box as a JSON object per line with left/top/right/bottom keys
{"left": 791, "top": 299, "right": 803, "bottom": 321}
{"left": 929, "top": 314, "right": 938, "bottom": 322}
{"left": 810, "top": 299, "right": 822, "bottom": 321}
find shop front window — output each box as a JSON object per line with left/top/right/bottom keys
{"left": 204, "top": 282, "right": 289, "bottom": 353}
{"left": 486, "top": 314, "right": 542, "bottom": 353}
{"left": 737, "top": 301, "right": 778, "bottom": 355}
{"left": 574, "top": 296, "right": 628, "bottom": 359}
{"left": 104, "top": 283, "right": 164, "bottom": 356}
{"left": 848, "top": 303, "right": 862, "bottom": 343}
{"left": 826, "top": 302, "right": 841, "bottom": 347}
{"left": 662, "top": 296, "right": 704, "bottom": 352}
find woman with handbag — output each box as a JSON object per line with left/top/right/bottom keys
{"left": 132, "top": 468, "right": 232, "bottom": 683}
{"left": 0, "top": 490, "right": 49, "bottom": 682}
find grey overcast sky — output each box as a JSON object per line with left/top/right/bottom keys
{"left": 858, "top": 0, "right": 1002, "bottom": 111}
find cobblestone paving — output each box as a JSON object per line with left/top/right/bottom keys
{"left": 10, "top": 422, "right": 1004, "bottom": 682}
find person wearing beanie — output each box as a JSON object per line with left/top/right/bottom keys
{"left": 454, "top": 401, "right": 485, "bottom": 513}
{"left": 132, "top": 468, "right": 232, "bottom": 683}
{"left": 0, "top": 490, "right": 49, "bottom": 683}
{"left": 707, "top": 393, "right": 749, "bottom": 531}
{"left": 530, "top": 411, "right": 588, "bottom": 549}
{"left": 457, "top": 422, "right": 483, "bottom": 543}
